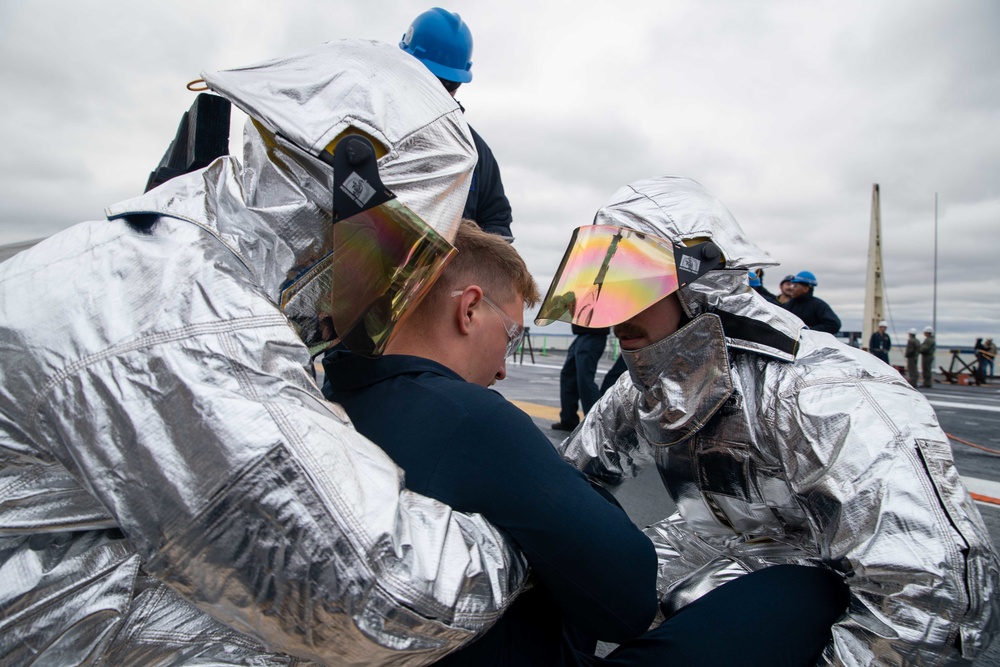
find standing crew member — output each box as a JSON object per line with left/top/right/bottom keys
{"left": 749, "top": 270, "right": 779, "bottom": 305}
{"left": 401, "top": 8, "right": 514, "bottom": 240}
{"left": 552, "top": 324, "right": 610, "bottom": 432}
{"left": 974, "top": 338, "right": 988, "bottom": 385}
{"left": 869, "top": 320, "right": 891, "bottom": 363}
{"left": 778, "top": 273, "right": 795, "bottom": 304}
{"left": 920, "top": 326, "right": 936, "bottom": 388}
{"left": 905, "top": 328, "right": 920, "bottom": 386}
{"left": 782, "top": 270, "right": 841, "bottom": 334}
{"left": 984, "top": 337, "right": 996, "bottom": 381}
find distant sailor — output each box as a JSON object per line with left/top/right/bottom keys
{"left": 781, "top": 270, "right": 841, "bottom": 334}
{"left": 905, "top": 328, "right": 920, "bottom": 385}
{"left": 920, "top": 326, "right": 937, "bottom": 388}
{"left": 869, "top": 320, "right": 891, "bottom": 363}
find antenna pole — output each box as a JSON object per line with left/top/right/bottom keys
{"left": 933, "top": 193, "right": 938, "bottom": 335}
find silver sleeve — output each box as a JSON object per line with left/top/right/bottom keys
{"left": 556, "top": 375, "right": 654, "bottom": 488}
{"left": 1, "top": 223, "right": 526, "bottom": 665}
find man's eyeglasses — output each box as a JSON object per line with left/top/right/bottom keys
{"left": 452, "top": 290, "right": 525, "bottom": 358}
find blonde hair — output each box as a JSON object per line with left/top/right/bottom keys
{"left": 427, "top": 220, "right": 540, "bottom": 308}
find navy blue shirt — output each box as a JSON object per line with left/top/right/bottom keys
{"left": 463, "top": 125, "right": 513, "bottom": 239}
{"left": 323, "top": 352, "right": 656, "bottom": 655}
{"left": 783, "top": 292, "right": 841, "bottom": 334}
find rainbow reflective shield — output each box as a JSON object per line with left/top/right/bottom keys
{"left": 280, "top": 198, "right": 455, "bottom": 358}
{"left": 535, "top": 226, "right": 680, "bottom": 328}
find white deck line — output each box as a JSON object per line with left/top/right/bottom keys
{"left": 963, "top": 476, "right": 1000, "bottom": 504}
{"left": 929, "top": 400, "right": 1000, "bottom": 414}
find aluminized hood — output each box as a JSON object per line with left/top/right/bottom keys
{"left": 594, "top": 176, "right": 803, "bottom": 361}
{"left": 107, "top": 39, "right": 476, "bottom": 350}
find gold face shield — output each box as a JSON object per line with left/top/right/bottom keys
{"left": 280, "top": 135, "right": 456, "bottom": 358}
{"left": 535, "top": 225, "right": 722, "bottom": 328}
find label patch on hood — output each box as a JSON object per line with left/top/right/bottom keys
{"left": 341, "top": 172, "right": 377, "bottom": 208}
{"left": 679, "top": 254, "right": 701, "bottom": 274}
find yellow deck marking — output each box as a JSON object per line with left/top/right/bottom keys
{"left": 508, "top": 400, "right": 580, "bottom": 422}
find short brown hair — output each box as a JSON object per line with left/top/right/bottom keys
{"left": 427, "top": 220, "right": 540, "bottom": 308}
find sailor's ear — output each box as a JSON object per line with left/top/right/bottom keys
{"left": 452, "top": 286, "right": 484, "bottom": 336}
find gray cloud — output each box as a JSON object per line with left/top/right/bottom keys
{"left": 0, "top": 0, "right": 997, "bottom": 346}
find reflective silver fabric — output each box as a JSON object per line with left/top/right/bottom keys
{"left": 202, "top": 40, "right": 474, "bottom": 245}
{"left": 621, "top": 314, "right": 733, "bottom": 447}
{"left": 594, "top": 177, "right": 803, "bottom": 360}
{"left": 592, "top": 176, "right": 774, "bottom": 272}
{"left": 560, "top": 177, "right": 1000, "bottom": 665}
{"left": 0, "top": 40, "right": 528, "bottom": 666}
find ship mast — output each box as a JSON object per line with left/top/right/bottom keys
{"left": 862, "top": 183, "right": 885, "bottom": 349}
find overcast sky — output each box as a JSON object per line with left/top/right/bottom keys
{"left": 0, "top": 1, "right": 997, "bottom": 346}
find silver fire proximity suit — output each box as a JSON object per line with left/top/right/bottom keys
{"left": 0, "top": 41, "right": 526, "bottom": 666}
{"left": 558, "top": 177, "right": 1000, "bottom": 666}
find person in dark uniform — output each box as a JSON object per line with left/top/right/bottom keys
{"left": 749, "top": 270, "right": 780, "bottom": 305}
{"left": 781, "top": 271, "right": 841, "bottom": 334}
{"left": 919, "top": 326, "right": 936, "bottom": 388}
{"left": 552, "top": 324, "right": 610, "bottom": 431}
{"left": 326, "top": 220, "right": 850, "bottom": 666}
{"left": 868, "top": 320, "right": 891, "bottom": 364}
{"left": 778, "top": 273, "right": 795, "bottom": 304}
{"left": 322, "top": 8, "right": 517, "bottom": 400}
{"left": 905, "top": 328, "right": 920, "bottom": 386}
{"left": 400, "top": 8, "right": 514, "bottom": 240}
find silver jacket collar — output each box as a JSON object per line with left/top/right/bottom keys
{"left": 679, "top": 271, "right": 802, "bottom": 362}
{"left": 622, "top": 313, "right": 733, "bottom": 446}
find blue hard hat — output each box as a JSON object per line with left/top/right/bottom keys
{"left": 748, "top": 271, "right": 761, "bottom": 287}
{"left": 790, "top": 270, "right": 818, "bottom": 286}
{"left": 400, "top": 8, "right": 474, "bottom": 84}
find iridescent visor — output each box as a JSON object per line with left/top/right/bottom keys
{"left": 535, "top": 225, "right": 679, "bottom": 328}
{"left": 280, "top": 198, "right": 455, "bottom": 357}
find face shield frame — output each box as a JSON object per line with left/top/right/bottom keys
{"left": 534, "top": 225, "right": 723, "bottom": 329}
{"left": 279, "top": 135, "right": 456, "bottom": 358}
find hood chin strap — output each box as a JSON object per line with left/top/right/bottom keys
{"left": 678, "top": 271, "right": 802, "bottom": 362}
{"left": 622, "top": 313, "right": 734, "bottom": 446}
